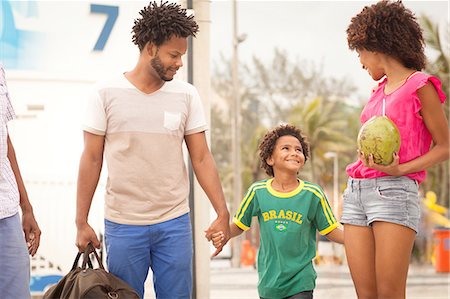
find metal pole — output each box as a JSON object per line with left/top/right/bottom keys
{"left": 333, "top": 154, "right": 339, "bottom": 217}
{"left": 186, "top": 1, "right": 196, "bottom": 297}
{"left": 231, "top": 0, "right": 242, "bottom": 268}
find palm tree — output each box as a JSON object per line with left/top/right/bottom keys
{"left": 288, "top": 98, "right": 355, "bottom": 185}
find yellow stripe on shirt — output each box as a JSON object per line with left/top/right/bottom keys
{"left": 236, "top": 182, "right": 266, "bottom": 222}
{"left": 303, "top": 186, "right": 336, "bottom": 226}
{"left": 303, "top": 183, "right": 336, "bottom": 223}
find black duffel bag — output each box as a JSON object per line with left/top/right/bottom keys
{"left": 43, "top": 243, "right": 140, "bottom": 299}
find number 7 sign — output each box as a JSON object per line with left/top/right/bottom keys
{"left": 90, "top": 4, "right": 119, "bottom": 51}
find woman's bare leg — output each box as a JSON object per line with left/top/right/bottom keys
{"left": 372, "top": 221, "right": 416, "bottom": 299}
{"left": 344, "top": 224, "right": 377, "bottom": 299}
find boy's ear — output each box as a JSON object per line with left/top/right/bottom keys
{"left": 266, "top": 157, "right": 274, "bottom": 166}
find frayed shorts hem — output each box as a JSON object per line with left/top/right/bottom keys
{"left": 341, "top": 219, "right": 418, "bottom": 233}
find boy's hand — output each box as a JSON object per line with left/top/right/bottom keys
{"left": 205, "top": 230, "right": 226, "bottom": 258}
{"left": 205, "top": 215, "right": 231, "bottom": 258}
{"left": 212, "top": 231, "right": 225, "bottom": 248}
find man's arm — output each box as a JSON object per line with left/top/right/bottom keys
{"left": 75, "top": 131, "right": 105, "bottom": 251}
{"left": 185, "top": 132, "right": 231, "bottom": 250}
{"left": 7, "top": 136, "right": 41, "bottom": 256}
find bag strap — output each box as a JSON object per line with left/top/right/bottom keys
{"left": 81, "top": 243, "right": 105, "bottom": 270}
{"left": 71, "top": 252, "right": 93, "bottom": 270}
{"left": 71, "top": 243, "right": 97, "bottom": 270}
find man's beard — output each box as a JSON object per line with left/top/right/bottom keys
{"left": 151, "top": 56, "right": 172, "bottom": 82}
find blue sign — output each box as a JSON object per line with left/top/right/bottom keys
{"left": 0, "top": 0, "right": 43, "bottom": 69}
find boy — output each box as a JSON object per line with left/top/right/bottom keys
{"left": 211, "top": 124, "right": 343, "bottom": 299}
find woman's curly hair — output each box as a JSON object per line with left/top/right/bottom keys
{"left": 132, "top": 1, "right": 199, "bottom": 51}
{"left": 347, "top": 0, "right": 425, "bottom": 70}
{"left": 259, "top": 124, "right": 310, "bottom": 177}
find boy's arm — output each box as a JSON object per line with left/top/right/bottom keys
{"left": 325, "top": 226, "right": 344, "bottom": 244}
{"left": 230, "top": 222, "right": 244, "bottom": 238}
{"left": 7, "top": 136, "right": 41, "bottom": 256}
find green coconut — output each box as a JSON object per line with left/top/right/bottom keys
{"left": 357, "top": 116, "right": 401, "bottom": 165}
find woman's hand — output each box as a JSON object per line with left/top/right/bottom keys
{"left": 359, "top": 150, "right": 403, "bottom": 176}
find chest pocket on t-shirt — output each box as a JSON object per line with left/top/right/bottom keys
{"left": 164, "top": 111, "right": 181, "bottom": 131}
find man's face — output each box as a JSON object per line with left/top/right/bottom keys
{"left": 149, "top": 36, "right": 187, "bottom": 81}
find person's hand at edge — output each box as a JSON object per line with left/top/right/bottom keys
{"left": 22, "top": 209, "right": 41, "bottom": 256}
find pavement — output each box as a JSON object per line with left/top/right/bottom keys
{"left": 33, "top": 259, "right": 448, "bottom": 299}
{"left": 209, "top": 260, "right": 450, "bottom": 299}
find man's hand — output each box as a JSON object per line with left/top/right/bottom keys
{"left": 22, "top": 210, "right": 41, "bottom": 256}
{"left": 359, "top": 150, "right": 403, "bottom": 176}
{"left": 205, "top": 214, "right": 230, "bottom": 258}
{"left": 76, "top": 223, "right": 101, "bottom": 252}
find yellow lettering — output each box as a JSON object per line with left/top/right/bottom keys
{"left": 278, "top": 210, "right": 285, "bottom": 219}
{"left": 286, "top": 210, "right": 292, "bottom": 220}
{"left": 262, "top": 212, "right": 269, "bottom": 222}
{"left": 269, "top": 210, "right": 277, "bottom": 220}
{"left": 292, "top": 212, "right": 298, "bottom": 221}
{"left": 295, "top": 213, "right": 303, "bottom": 224}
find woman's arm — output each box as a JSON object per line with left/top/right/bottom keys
{"left": 364, "top": 82, "right": 449, "bottom": 175}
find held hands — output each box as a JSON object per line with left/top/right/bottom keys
{"left": 22, "top": 210, "right": 41, "bottom": 256}
{"left": 210, "top": 231, "right": 225, "bottom": 249}
{"left": 358, "top": 150, "right": 403, "bottom": 176}
{"left": 204, "top": 215, "right": 230, "bottom": 258}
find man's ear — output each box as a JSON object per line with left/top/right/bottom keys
{"left": 146, "top": 43, "right": 156, "bottom": 57}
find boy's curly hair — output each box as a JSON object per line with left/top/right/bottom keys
{"left": 346, "top": 0, "right": 425, "bottom": 70}
{"left": 132, "top": 1, "right": 199, "bottom": 51}
{"left": 259, "top": 124, "right": 310, "bottom": 177}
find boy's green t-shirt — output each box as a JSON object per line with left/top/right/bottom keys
{"left": 233, "top": 178, "right": 339, "bottom": 298}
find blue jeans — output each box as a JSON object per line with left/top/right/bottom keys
{"left": 0, "top": 213, "right": 31, "bottom": 299}
{"left": 105, "top": 213, "right": 193, "bottom": 299}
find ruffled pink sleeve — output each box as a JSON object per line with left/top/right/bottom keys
{"left": 412, "top": 74, "right": 446, "bottom": 116}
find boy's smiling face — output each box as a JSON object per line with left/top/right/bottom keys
{"left": 266, "top": 135, "right": 305, "bottom": 175}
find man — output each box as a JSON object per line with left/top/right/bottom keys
{"left": 75, "top": 2, "right": 230, "bottom": 298}
{"left": 0, "top": 64, "right": 41, "bottom": 299}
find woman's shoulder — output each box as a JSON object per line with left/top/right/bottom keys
{"left": 407, "top": 71, "right": 440, "bottom": 86}
{"left": 407, "top": 71, "right": 446, "bottom": 103}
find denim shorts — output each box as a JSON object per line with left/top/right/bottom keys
{"left": 341, "top": 176, "right": 420, "bottom": 233}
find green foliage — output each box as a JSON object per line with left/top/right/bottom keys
{"left": 211, "top": 49, "right": 361, "bottom": 202}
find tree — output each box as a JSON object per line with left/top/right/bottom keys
{"left": 211, "top": 49, "right": 360, "bottom": 205}
{"left": 288, "top": 98, "right": 357, "bottom": 185}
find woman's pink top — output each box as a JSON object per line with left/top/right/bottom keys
{"left": 346, "top": 72, "right": 446, "bottom": 184}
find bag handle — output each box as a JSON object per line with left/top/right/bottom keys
{"left": 81, "top": 243, "right": 105, "bottom": 270}
{"left": 71, "top": 243, "right": 102, "bottom": 270}
{"left": 71, "top": 251, "right": 93, "bottom": 270}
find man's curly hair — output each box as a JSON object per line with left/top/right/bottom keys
{"left": 132, "top": 1, "right": 199, "bottom": 51}
{"left": 259, "top": 124, "right": 310, "bottom": 177}
{"left": 347, "top": 0, "right": 425, "bottom": 70}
